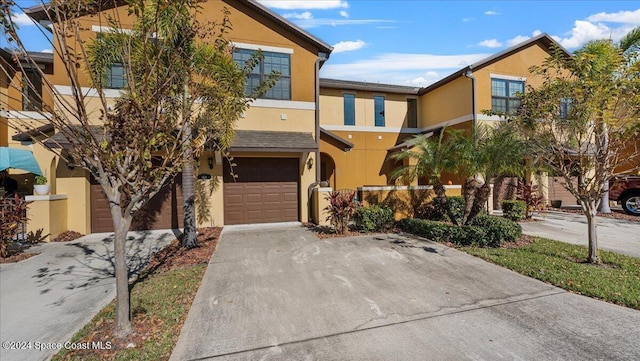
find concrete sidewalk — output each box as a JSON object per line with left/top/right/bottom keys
{"left": 171, "top": 224, "right": 640, "bottom": 361}
{"left": 0, "top": 230, "right": 175, "bottom": 361}
{"left": 521, "top": 210, "right": 640, "bottom": 258}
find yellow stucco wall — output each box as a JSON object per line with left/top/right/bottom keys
{"left": 420, "top": 77, "right": 472, "bottom": 128}
{"left": 321, "top": 131, "right": 413, "bottom": 190}
{"left": 26, "top": 196, "right": 68, "bottom": 241}
{"left": 237, "top": 105, "right": 315, "bottom": 133}
{"left": 320, "top": 88, "right": 418, "bottom": 129}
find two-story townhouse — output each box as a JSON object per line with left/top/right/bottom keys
{"left": 318, "top": 34, "right": 565, "bottom": 197}
{"left": 19, "top": 0, "right": 332, "bottom": 237}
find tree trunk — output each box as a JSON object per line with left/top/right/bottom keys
{"left": 467, "top": 183, "right": 491, "bottom": 224}
{"left": 584, "top": 202, "right": 600, "bottom": 264}
{"left": 461, "top": 176, "right": 477, "bottom": 225}
{"left": 433, "top": 181, "right": 457, "bottom": 225}
{"left": 111, "top": 206, "right": 133, "bottom": 338}
{"left": 181, "top": 123, "right": 198, "bottom": 248}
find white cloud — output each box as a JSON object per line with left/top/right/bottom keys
{"left": 340, "top": 10, "right": 349, "bottom": 18}
{"left": 40, "top": 48, "right": 53, "bottom": 53}
{"left": 320, "top": 52, "right": 490, "bottom": 85}
{"left": 532, "top": 29, "right": 542, "bottom": 36}
{"left": 552, "top": 20, "right": 634, "bottom": 49}
{"left": 283, "top": 11, "right": 313, "bottom": 20}
{"left": 484, "top": 11, "right": 500, "bottom": 15}
{"left": 289, "top": 18, "right": 395, "bottom": 29}
{"left": 506, "top": 35, "right": 531, "bottom": 47}
{"left": 586, "top": 9, "right": 640, "bottom": 25}
{"left": 332, "top": 40, "right": 366, "bottom": 53}
{"left": 258, "top": 0, "right": 348, "bottom": 10}
{"left": 462, "top": 18, "right": 473, "bottom": 23}
{"left": 11, "top": 12, "right": 34, "bottom": 26}
{"left": 406, "top": 71, "right": 441, "bottom": 86}
{"left": 478, "top": 39, "right": 503, "bottom": 48}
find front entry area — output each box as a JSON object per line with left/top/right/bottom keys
{"left": 223, "top": 157, "right": 299, "bottom": 225}
{"left": 90, "top": 175, "right": 184, "bottom": 233}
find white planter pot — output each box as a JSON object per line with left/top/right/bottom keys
{"left": 34, "top": 184, "right": 50, "bottom": 195}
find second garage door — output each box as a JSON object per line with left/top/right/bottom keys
{"left": 224, "top": 158, "right": 299, "bottom": 225}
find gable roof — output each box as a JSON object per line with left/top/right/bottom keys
{"left": 24, "top": 0, "right": 332, "bottom": 55}
{"left": 418, "top": 33, "right": 570, "bottom": 95}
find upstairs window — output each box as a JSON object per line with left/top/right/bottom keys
{"left": 491, "top": 78, "right": 524, "bottom": 114}
{"left": 407, "top": 98, "right": 417, "bottom": 128}
{"left": 560, "top": 98, "right": 573, "bottom": 120}
{"left": 22, "top": 68, "right": 42, "bottom": 111}
{"left": 233, "top": 49, "right": 291, "bottom": 100}
{"left": 374, "top": 96, "right": 385, "bottom": 127}
{"left": 343, "top": 93, "right": 355, "bottom": 126}
{"left": 106, "top": 63, "right": 126, "bottom": 89}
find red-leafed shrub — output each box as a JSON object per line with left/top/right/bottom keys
{"left": 324, "top": 190, "right": 358, "bottom": 234}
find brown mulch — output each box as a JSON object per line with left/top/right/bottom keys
{"left": 303, "top": 223, "right": 365, "bottom": 238}
{"left": 501, "top": 235, "right": 537, "bottom": 249}
{"left": 58, "top": 227, "right": 221, "bottom": 359}
{"left": 144, "top": 227, "right": 221, "bottom": 272}
{"left": 52, "top": 230, "right": 85, "bottom": 242}
{"left": 0, "top": 252, "right": 38, "bottom": 263}
{"left": 549, "top": 208, "right": 640, "bottom": 222}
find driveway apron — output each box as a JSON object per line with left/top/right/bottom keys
{"left": 172, "top": 224, "right": 640, "bottom": 361}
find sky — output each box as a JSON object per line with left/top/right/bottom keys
{"left": 4, "top": 0, "right": 640, "bottom": 86}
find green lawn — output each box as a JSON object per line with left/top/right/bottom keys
{"left": 462, "top": 238, "right": 640, "bottom": 310}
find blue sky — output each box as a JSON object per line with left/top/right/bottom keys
{"left": 5, "top": 0, "right": 640, "bottom": 86}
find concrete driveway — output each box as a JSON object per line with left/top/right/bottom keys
{"left": 0, "top": 230, "right": 175, "bottom": 361}
{"left": 521, "top": 211, "right": 640, "bottom": 258}
{"left": 172, "top": 224, "right": 640, "bottom": 361}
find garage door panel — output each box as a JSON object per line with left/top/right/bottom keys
{"left": 91, "top": 176, "right": 183, "bottom": 233}
{"left": 223, "top": 158, "right": 299, "bottom": 225}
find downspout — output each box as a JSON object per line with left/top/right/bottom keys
{"left": 463, "top": 68, "right": 476, "bottom": 143}
{"left": 308, "top": 52, "right": 329, "bottom": 223}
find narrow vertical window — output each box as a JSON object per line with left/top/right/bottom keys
{"left": 22, "top": 68, "right": 42, "bottom": 111}
{"left": 343, "top": 93, "right": 355, "bottom": 126}
{"left": 374, "top": 96, "right": 385, "bottom": 127}
{"left": 407, "top": 98, "right": 417, "bottom": 128}
{"left": 107, "top": 63, "right": 126, "bottom": 89}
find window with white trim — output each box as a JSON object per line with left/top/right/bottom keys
{"left": 491, "top": 78, "right": 524, "bottom": 114}
{"left": 233, "top": 49, "right": 291, "bottom": 100}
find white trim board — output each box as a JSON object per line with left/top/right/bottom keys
{"left": 231, "top": 42, "right": 294, "bottom": 54}
{"left": 54, "top": 85, "right": 123, "bottom": 98}
{"left": 250, "top": 98, "right": 315, "bottom": 110}
{"left": 489, "top": 73, "right": 527, "bottom": 82}
{"left": 320, "top": 125, "right": 423, "bottom": 134}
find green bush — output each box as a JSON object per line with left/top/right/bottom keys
{"left": 424, "top": 196, "right": 465, "bottom": 223}
{"left": 471, "top": 215, "right": 522, "bottom": 246}
{"left": 401, "top": 215, "right": 521, "bottom": 248}
{"left": 354, "top": 204, "right": 395, "bottom": 233}
{"left": 501, "top": 200, "right": 526, "bottom": 221}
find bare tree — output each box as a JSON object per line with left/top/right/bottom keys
{"left": 1, "top": 0, "right": 255, "bottom": 337}
{"left": 515, "top": 41, "right": 640, "bottom": 263}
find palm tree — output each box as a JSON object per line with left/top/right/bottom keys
{"left": 390, "top": 129, "right": 465, "bottom": 224}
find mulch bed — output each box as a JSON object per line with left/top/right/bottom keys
{"left": 52, "top": 230, "right": 85, "bottom": 242}
{"left": 144, "top": 227, "right": 221, "bottom": 272}
{"left": 0, "top": 252, "right": 38, "bottom": 264}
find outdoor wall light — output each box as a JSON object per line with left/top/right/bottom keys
{"left": 207, "top": 157, "right": 214, "bottom": 169}
{"left": 307, "top": 157, "right": 314, "bottom": 170}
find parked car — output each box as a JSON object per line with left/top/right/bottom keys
{"left": 609, "top": 176, "right": 640, "bottom": 216}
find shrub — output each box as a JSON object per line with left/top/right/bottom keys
{"left": 471, "top": 215, "right": 522, "bottom": 246}
{"left": 516, "top": 182, "right": 545, "bottom": 219}
{"left": 502, "top": 200, "right": 526, "bottom": 221}
{"left": 34, "top": 175, "right": 48, "bottom": 185}
{"left": 401, "top": 215, "right": 521, "bottom": 248}
{"left": 424, "top": 196, "right": 465, "bottom": 224}
{"left": 324, "top": 190, "right": 358, "bottom": 234}
{"left": 355, "top": 204, "right": 394, "bottom": 233}
{"left": 1, "top": 195, "right": 29, "bottom": 257}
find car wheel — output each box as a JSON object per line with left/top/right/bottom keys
{"left": 621, "top": 192, "right": 640, "bottom": 216}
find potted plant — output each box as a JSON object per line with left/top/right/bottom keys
{"left": 550, "top": 199, "right": 562, "bottom": 208}
{"left": 34, "top": 175, "right": 50, "bottom": 195}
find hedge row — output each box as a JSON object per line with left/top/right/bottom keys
{"left": 400, "top": 215, "right": 522, "bottom": 247}
{"left": 354, "top": 204, "right": 395, "bottom": 232}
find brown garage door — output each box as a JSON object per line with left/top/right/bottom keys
{"left": 90, "top": 176, "right": 183, "bottom": 233}
{"left": 224, "top": 158, "right": 299, "bottom": 225}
